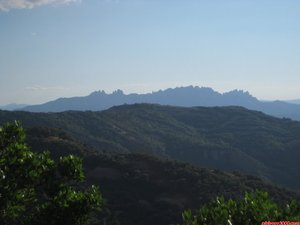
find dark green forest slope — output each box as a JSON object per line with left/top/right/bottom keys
{"left": 23, "top": 127, "right": 300, "bottom": 225}
{"left": 1, "top": 104, "right": 300, "bottom": 188}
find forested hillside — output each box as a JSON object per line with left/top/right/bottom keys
{"left": 1, "top": 104, "right": 300, "bottom": 188}
{"left": 24, "top": 126, "right": 300, "bottom": 225}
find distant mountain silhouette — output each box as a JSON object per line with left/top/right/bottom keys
{"left": 21, "top": 86, "right": 300, "bottom": 121}
{"left": 0, "top": 103, "right": 28, "bottom": 111}
{"left": 286, "top": 99, "right": 300, "bottom": 105}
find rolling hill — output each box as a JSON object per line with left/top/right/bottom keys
{"left": 24, "top": 126, "right": 300, "bottom": 225}
{"left": 21, "top": 86, "right": 300, "bottom": 121}
{"left": 1, "top": 104, "right": 300, "bottom": 188}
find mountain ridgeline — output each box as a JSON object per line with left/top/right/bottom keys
{"left": 0, "top": 103, "right": 28, "bottom": 111}
{"left": 1, "top": 104, "right": 300, "bottom": 189}
{"left": 21, "top": 86, "right": 300, "bottom": 121}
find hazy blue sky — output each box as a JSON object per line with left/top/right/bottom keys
{"left": 0, "top": 0, "right": 299, "bottom": 104}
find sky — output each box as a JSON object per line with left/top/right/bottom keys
{"left": 0, "top": 0, "right": 300, "bottom": 105}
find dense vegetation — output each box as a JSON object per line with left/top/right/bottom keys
{"left": 0, "top": 122, "right": 102, "bottom": 225}
{"left": 22, "top": 126, "right": 300, "bottom": 225}
{"left": 179, "top": 190, "right": 300, "bottom": 225}
{"left": 1, "top": 104, "right": 300, "bottom": 188}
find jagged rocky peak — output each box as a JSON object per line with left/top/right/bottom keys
{"left": 112, "top": 89, "right": 124, "bottom": 95}
{"left": 88, "top": 90, "right": 107, "bottom": 97}
{"left": 223, "top": 89, "right": 258, "bottom": 100}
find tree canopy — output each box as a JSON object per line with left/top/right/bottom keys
{"left": 0, "top": 121, "right": 102, "bottom": 225}
{"left": 179, "top": 190, "right": 300, "bottom": 225}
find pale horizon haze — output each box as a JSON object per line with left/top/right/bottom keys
{"left": 1, "top": 0, "right": 300, "bottom": 105}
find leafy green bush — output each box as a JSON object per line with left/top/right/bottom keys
{"left": 0, "top": 121, "right": 102, "bottom": 225}
{"left": 179, "top": 190, "right": 300, "bottom": 225}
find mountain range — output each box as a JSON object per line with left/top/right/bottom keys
{"left": 3, "top": 87, "right": 300, "bottom": 224}
{"left": 2, "top": 104, "right": 300, "bottom": 188}
{"left": 20, "top": 86, "right": 300, "bottom": 121}
{"left": 0, "top": 103, "right": 28, "bottom": 111}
